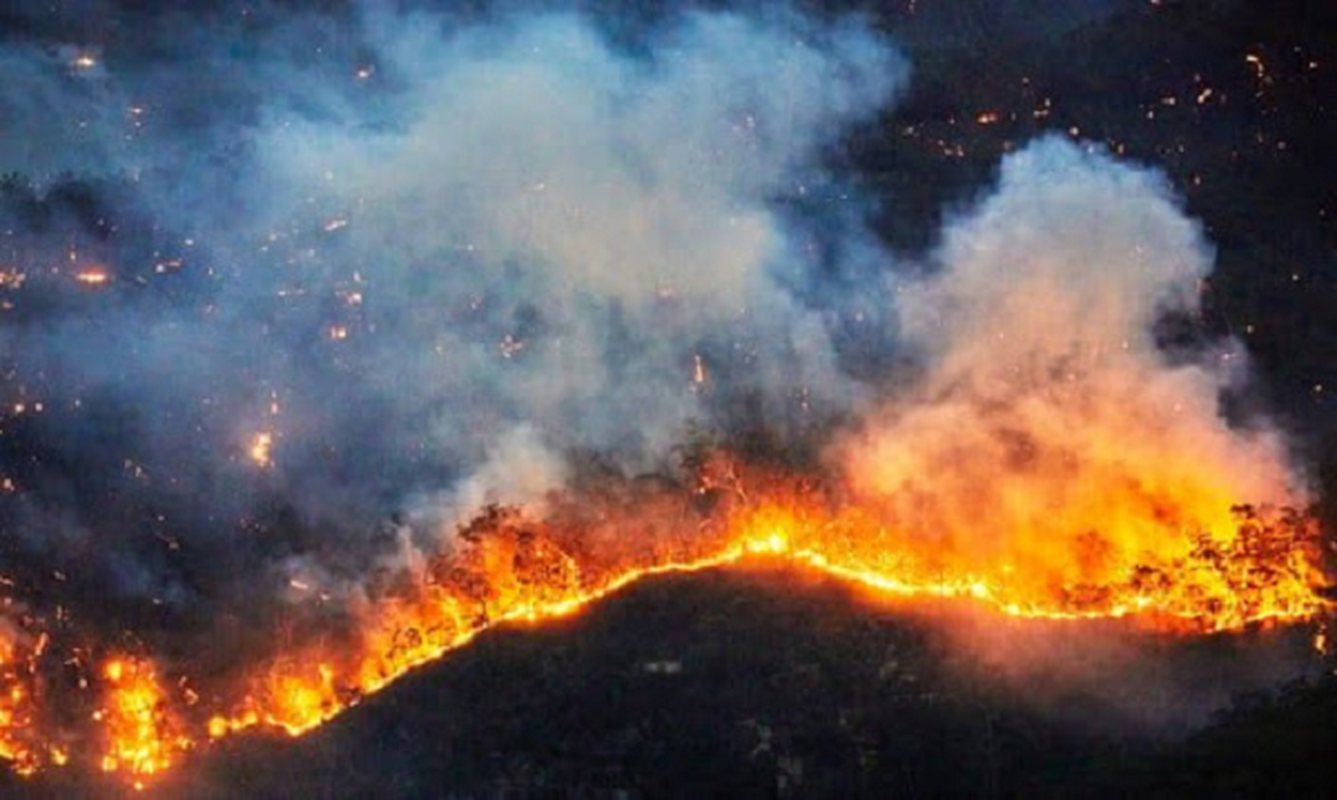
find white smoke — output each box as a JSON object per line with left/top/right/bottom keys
{"left": 244, "top": 9, "right": 907, "bottom": 534}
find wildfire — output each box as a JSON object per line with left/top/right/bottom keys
{"left": 191, "top": 487, "right": 1327, "bottom": 753}
{"left": 0, "top": 459, "right": 1330, "bottom": 788}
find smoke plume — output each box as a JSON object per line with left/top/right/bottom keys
{"left": 836, "top": 137, "right": 1298, "bottom": 589}
{"left": 0, "top": 4, "right": 906, "bottom": 620}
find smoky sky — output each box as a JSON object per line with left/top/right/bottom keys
{"left": 0, "top": 3, "right": 910, "bottom": 619}
{"left": 0, "top": 0, "right": 1294, "bottom": 645}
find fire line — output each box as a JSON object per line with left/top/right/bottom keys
{"left": 0, "top": 488, "right": 1329, "bottom": 789}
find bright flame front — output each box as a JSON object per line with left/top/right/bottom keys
{"left": 0, "top": 467, "right": 1329, "bottom": 788}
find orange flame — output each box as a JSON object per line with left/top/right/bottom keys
{"left": 95, "top": 657, "right": 192, "bottom": 791}
{"left": 0, "top": 462, "right": 1329, "bottom": 787}
{"left": 199, "top": 484, "right": 1328, "bottom": 750}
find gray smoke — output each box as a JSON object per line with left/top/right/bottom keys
{"left": 0, "top": 4, "right": 906, "bottom": 619}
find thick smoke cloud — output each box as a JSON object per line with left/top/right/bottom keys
{"left": 0, "top": 5, "right": 906, "bottom": 619}
{"left": 255, "top": 9, "right": 906, "bottom": 512}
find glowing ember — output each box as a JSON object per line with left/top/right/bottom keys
{"left": 248, "top": 432, "right": 274, "bottom": 468}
